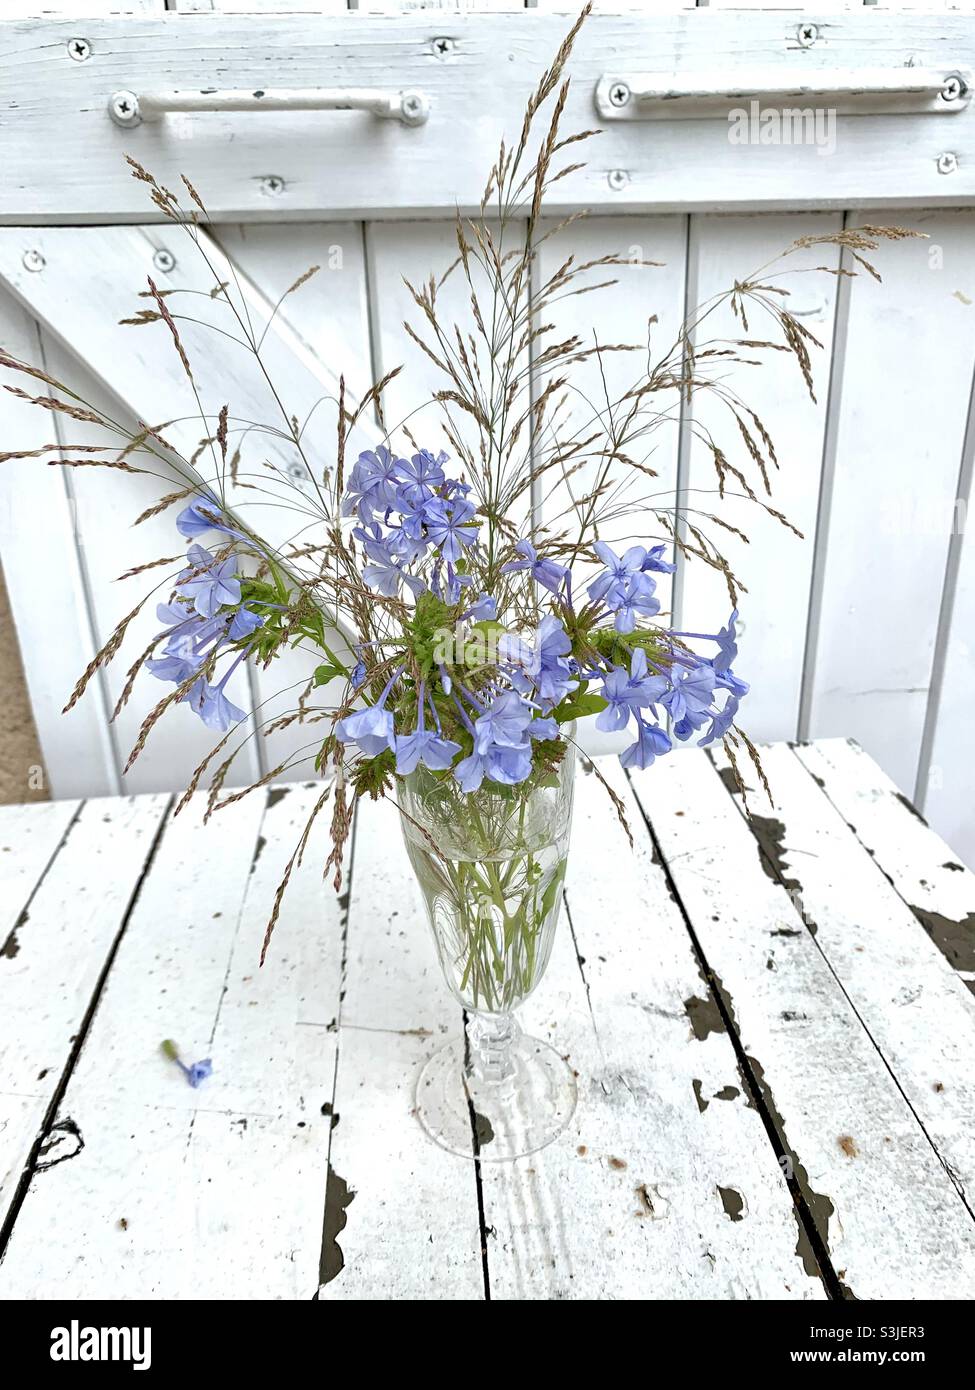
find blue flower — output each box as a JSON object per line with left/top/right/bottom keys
{"left": 145, "top": 652, "right": 199, "bottom": 684}
{"left": 342, "top": 447, "right": 403, "bottom": 521}
{"left": 596, "top": 647, "right": 668, "bottom": 733}
{"left": 611, "top": 573, "right": 661, "bottom": 634}
{"left": 662, "top": 662, "right": 717, "bottom": 727}
{"left": 698, "top": 691, "right": 741, "bottom": 747}
{"left": 229, "top": 606, "right": 263, "bottom": 641}
{"left": 395, "top": 449, "right": 446, "bottom": 509}
{"left": 641, "top": 543, "right": 677, "bottom": 576}
{"left": 463, "top": 592, "right": 497, "bottom": 622}
{"left": 500, "top": 540, "right": 568, "bottom": 597}
{"left": 186, "top": 1059, "right": 213, "bottom": 1088}
{"left": 424, "top": 497, "right": 479, "bottom": 564}
{"left": 587, "top": 542, "right": 648, "bottom": 605}
{"left": 395, "top": 686, "right": 461, "bottom": 774}
{"left": 474, "top": 690, "right": 535, "bottom": 754}
{"left": 361, "top": 537, "right": 425, "bottom": 598}
{"left": 533, "top": 615, "right": 577, "bottom": 705}
{"left": 454, "top": 742, "right": 533, "bottom": 793}
{"left": 713, "top": 609, "right": 740, "bottom": 673}
{"left": 176, "top": 494, "right": 244, "bottom": 543}
{"left": 177, "top": 545, "right": 241, "bottom": 619}
{"left": 620, "top": 717, "right": 672, "bottom": 770}
{"left": 161, "top": 1039, "right": 213, "bottom": 1089}
{"left": 336, "top": 668, "right": 401, "bottom": 757}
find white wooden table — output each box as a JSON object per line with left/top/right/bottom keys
{"left": 1, "top": 738, "right": 973, "bottom": 1301}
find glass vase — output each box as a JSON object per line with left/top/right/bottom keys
{"left": 400, "top": 736, "right": 577, "bottom": 1160}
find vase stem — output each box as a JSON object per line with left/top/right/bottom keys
{"left": 467, "top": 1012, "right": 519, "bottom": 1086}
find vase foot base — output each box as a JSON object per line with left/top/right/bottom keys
{"left": 415, "top": 1031, "right": 577, "bottom": 1162}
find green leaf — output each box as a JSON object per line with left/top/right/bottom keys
{"left": 554, "top": 690, "right": 608, "bottom": 723}
{"left": 313, "top": 663, "right": 344, "bottom": 687}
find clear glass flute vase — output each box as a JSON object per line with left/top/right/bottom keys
{"left": 400, "top": 735, "right": 577, "bottom": 1161}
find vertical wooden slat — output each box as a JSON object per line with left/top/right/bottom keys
{"left": 533, "top": 214, "right": 688, "bottom": 613}
{"left": 212, "top": 221, "right": 374, "bottom": 780}
{"left": 917, "top": 357, "right": 975, "bottom": 864}
{"left": 679, "top": 212, "right": 843, "bottom": 742}
{"left": 0, "top": 290, "right": 119, "bottom": 798}
{"left": 801, "top": 210, "right": 975, "bottom": 795}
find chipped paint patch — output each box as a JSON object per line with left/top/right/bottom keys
{"left": 692, "top": 1078, "right": 709, "bottom": 1113}
{"left": 910, "top": 905, "right": 975, "bottom": 974}
{"left": 319, "top": 1164, "right": 355, "bottom": 1286}
{"left": 718, "top": 1185, "right": 745, "bottom": 1221}
{"left": 684, "top": 993, "right": 725, "bottom": 1041}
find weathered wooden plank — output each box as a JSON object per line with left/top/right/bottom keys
{"left": 920, "top": 421, "right": 975, "bottom": 867}
{"left": 628, "top": 748, "right": 975, "bottom": 1300}
{"left": 677, "top": 212, "right": 842, "bottom": 742}
{"left": 802, "top": 210, "right": 975, "bottom": 794}
{"left": 795, "top": 737, "right": 975, "bottom": 983}
{"left": 714, "top": 739, "right": 975, "bottom": 1227}
{"left": 0, "top": 782, "right": 344, "bottom": 1298}
{"left": 4, "top": 14, "right": 975, "bottom": 221}
{"left": 0, "top": 289, "right": 119, "bottom": 798}
{"left": 0, "top": 792, "right": 170, "bottom": 1234}
{"left": 321, "top": 795, "right": 484, "bottom": 1300}
{"left": 481, "top": 761, "right": 826, "bottom": 1300}
{"left": 0, "top": 798, "right": 79, "bottom": 949}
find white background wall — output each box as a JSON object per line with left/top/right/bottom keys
{"left": 1, "top": 1, "right": 973, "bottom": 870}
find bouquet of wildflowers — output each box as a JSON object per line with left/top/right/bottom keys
{"left": 0, "top": 5, "right": 911, "bottom": 971}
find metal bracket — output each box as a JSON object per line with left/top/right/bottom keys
{"left": 595, "top": 67, "right": 972, "bottom": 120}
{"left": 108, "top": 87, "right": 430, "bottom": 129}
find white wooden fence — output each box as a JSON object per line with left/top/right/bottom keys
{"left": 0, "top": 3, "right": 973, "bottom": 870}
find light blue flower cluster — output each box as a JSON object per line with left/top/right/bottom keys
{"left": 344, "top": 446, "right": 479, "bottom": 603}
{"left": 144, "top": 499, "right": 264, "bottom": 732}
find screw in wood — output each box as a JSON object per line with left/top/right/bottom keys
{"left": 22, "top": 250, "right": 45, "bottom": 273}
{"left": 609, "top": 82, "right": 631, "bottom": 108}
{"left": 260, "top": 175, "right": 286, "bottom": 197}
{"left": 941, "top": 75, "right": 966, "bottom": 103}
{"left": 432, "top": 37, "right": 453, "bottom": 59}
{"left": 109, "top": 91, "right": 141, "bottom": 128}
{"left": 937, "top": 152, "right": 958, "bottom": 175}
{"left": 797, "top": 23, "right": 820, "bottom": 48}
{"left": 608, "top": 169, "right": 629, "bottom": 192}
{"left": 400, "top": 92, "right": 429, "bottom": 125}
{"left": 153, "top": 249, "right": 176, "bottom": 274}
{"left": 67, "top": 38, "right": 90, "bottom": 62}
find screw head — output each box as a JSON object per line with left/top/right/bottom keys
{"left": 22, "top": 250, "right": 45, "bottom": 273}
{"left": 67, "top": 37, "right": 90, "bottom": 62}
{"left": 432, "top": 37, "right": 454, "bottom": 59}
{"left": 400, "top": 91, "right": 429, "bottom": 126}
{"left": 937, "top": 151, "right": 958, "bottom": 175}
{"left": 109, "top": 91, "right": 141, "bottom": 128}
{"left": 153, "top": 249, "right": 176, "bottom": 274}
{"left": 797, "top": 23, "right": 820, "bottom": 48}
{"left": 941, "top": 74, "right": 966, "bottom": 103}
{"left": 609, "top": 82, "right": 631, "bottom": 109}
{"left": 608, "top": 169, "right": 629, "bottom": 192}
{"left": 260, "top": 175, "right": 286, "bottom": 197}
